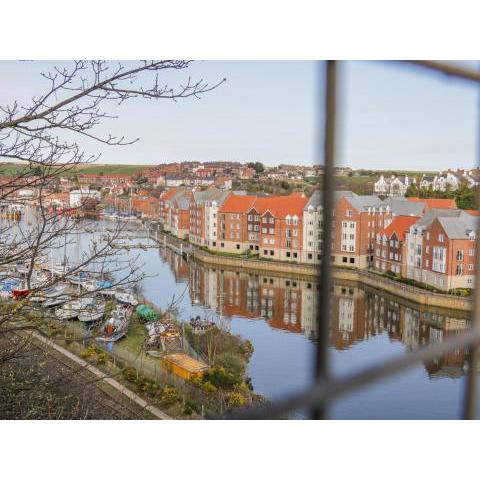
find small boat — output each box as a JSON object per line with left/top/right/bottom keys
{"left": 55, "top": 297, "right": 94, "bottom": 320}
{"left": 78, "top": 297, "right": 106, "bottom": 322}
{"left": 12, "top": 282, "right": 30, "bottom": 299}
{"left": 43, "top": 284, "right": 68, "bottom": 298}
{"left": 67, "top": 272, "right": 89, "bottom": 285}
{"left": 115, "top": 291, "right": 138, "bottom": 306}
{"left": 84, "top": 279, "right": 113, "bottom": 292}
{"left": 96, "top": 306, "right": 132, "bottom": 342}
{"left": 43, "top": 294, "right": 71, "bottom": 308}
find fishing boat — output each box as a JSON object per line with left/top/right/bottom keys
{"left": 78, "top": 297, "right": 106, "bottom": 322}
{"left": 96, "top": 306, "right": 132, "bottom": 342}
{"left": 114, "top": 291, "right": 138, "bottom": 306}
{"left": 43, "top": 294, "right": 71, "bottom": 308}
{"left": 55, "top": 297, "right": 94, "bottom": 320}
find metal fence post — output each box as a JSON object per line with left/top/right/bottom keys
{"left": 313, "top": 59, "right": 338, "bottom": 420}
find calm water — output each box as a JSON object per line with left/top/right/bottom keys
{"left": 19, "top": 213, "right": 472, "bottom": 419}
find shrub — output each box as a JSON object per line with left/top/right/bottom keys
{"left": 122, "top": 366, "right": 137, "bottom": 383}
{"left": 225, "top": 391, "right": 247, "bottom": 409}
{"left": 215, "top": 352, "right": 246, "bottom": 380}
{"left": 159, "top": 385, "right": 180, "bottom": 406}
{"left": 203, "top": 366, "right": 238, "bottom": 391}
{"left": 183, "top": 399, "right": 200, "bottom": 416}
{"left": 448, "top": 288, "right": 472, "bottom": 297}
{"left": 201, "top": 381, "right": 218, "bottom": 394}
{"left": 80, "top": 345, "right": 97, "bottom": 359}
{"left": 96, "top": 352, "right": 109, "bottom": 365}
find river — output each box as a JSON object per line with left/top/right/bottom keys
{"left": 14, "top": 213, "right": 473, "bottom": 419}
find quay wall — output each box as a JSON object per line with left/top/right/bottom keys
{"left": 148, "top": 227, "right": 472, "bottom": 312}
{"left": 191, "top": 250, "right": 472, "bottom": 312}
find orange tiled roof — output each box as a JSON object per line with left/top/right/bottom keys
{"left": 380, "top": 215, "right": 420, "bottom": 242}
{"left": 465, "top": 209, "right": 480, "bottom": 216}
{"left": 161, "top": 187, "right": 181, "bottom": 201}
{"left": 219, "top": 194, "right": 257, "bottom": 213}
{"left": 253, "top": 192, "right": 308, "bottom": 218}
{"left": 407, "top": 197, "right": 456, "bottom": 210}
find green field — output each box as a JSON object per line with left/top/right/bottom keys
{"left": 0, "top": 162, "right": 155, "bottom": 177}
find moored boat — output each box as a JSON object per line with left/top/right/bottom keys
{"left": 78, "top": 297, "right": 106, "bottom": 322}
{"left": 115, "top": 291, "right": 138, "bottom": 306}
{"left": 43, "top": 294, "right": 71, "bottom": 308}
{"left": 96, "top": 305, "right": 132, "bottom": 342}
{"left": 55, "top": 297, "right": 94, "bottom": 320}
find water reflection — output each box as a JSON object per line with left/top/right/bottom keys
{"left": 164, "top": 249, "right": 470, "bottom": 378}
{"left": 156, "top": 248, "right": 470, "bottom": 418}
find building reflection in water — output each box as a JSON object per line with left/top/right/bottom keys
{"left": 161, "top": 248, "right": 470, "bottom": 378}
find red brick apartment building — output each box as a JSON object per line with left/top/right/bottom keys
{"left": 333, "top": 193, "right": 391, "bottom": 268}
{"left": 217, "top": 192, "right": 309, "bottom": 261}
{"left": 374, "top": 216, "right": 420, "bottom": 276}
{"left": 406, "top": 209, "right": 478, "bottom": 290}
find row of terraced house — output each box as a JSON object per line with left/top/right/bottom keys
{"left": 154, "top": 187, "right": 478, "bottom": 291}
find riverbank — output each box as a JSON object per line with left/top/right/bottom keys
{"left": 188, "top": 247, "right": 471, "bottom": 312}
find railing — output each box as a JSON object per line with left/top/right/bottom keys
{"left": 227, "top": 61, "right": 480, "bottom": 420}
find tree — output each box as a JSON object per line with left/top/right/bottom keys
{"left": 0, "top": 61, "right": 224, "bottom": 418}
{"left": 247, "top": 161, "right": 265, "bottom": 174}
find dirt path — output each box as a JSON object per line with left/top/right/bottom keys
{"left": 30, "top": 332, "right": 172, "bottom": 420}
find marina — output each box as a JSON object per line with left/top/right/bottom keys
{"left": 0, "top": 213, "right": 474, "bottom": 418}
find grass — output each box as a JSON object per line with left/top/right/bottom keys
{"left": 0, "top": 162, "right": 156, "bottom": 177}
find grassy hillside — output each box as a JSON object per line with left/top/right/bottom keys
{"left": 0, "top": 162, "right": 155, "bottom": 177}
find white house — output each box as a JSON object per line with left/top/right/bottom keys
{"left": 374, "top": 175, "right": 410, "bottom": 197}
{"left": 69, "top": 189, "right": 101, "bottom": 207}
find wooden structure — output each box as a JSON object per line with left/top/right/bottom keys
{"left": 161, "top": 353, "right": 208, "bottom": 380}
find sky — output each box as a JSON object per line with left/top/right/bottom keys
{"left": 0, "top": 60, "right": 478, "bottom": 170}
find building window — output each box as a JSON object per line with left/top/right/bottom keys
{"left": 438, "top": 234, "right": 444, "bottom": 242}
{"left": 270, "top": 250, "right": 274, "bottom": 256}
{"left": 220, "top": 242, "right": 224, "bottom": 248}
{"left": 342, "top": 257, "right": 347, "bottom": 263}
{"left": 236, "top": 244, "right": 240, "bottom": 250}
{"left": 456, "top": 264, "right": 463, "bottom": 275}
{"left": 293, "top": 252, "right": 297, "bottom": 258}
{"left": 349, "top": 258, "right": 355, "bottom": 264}
{"left": 286, "top": 252, "right": 291, "bottom": 258}
{"left": 308, "top": 253, "right": 313, "bottom": 259}
{"left": 263, "top": 250, "right": 268, "bottom": 255}
{"left": 468, "top": 264, "right": 474, "bottom": 271}
{"left": 212, "top": 241, "right": 216, "bottom": 247}
{"left": 457, "top": 250, "right": 464, "bottom": 261}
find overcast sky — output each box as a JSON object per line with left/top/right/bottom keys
{"left": 0, "top": 61, "right": 478, "bottom": 170}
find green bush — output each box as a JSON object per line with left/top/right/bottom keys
{"left": 215, "top": 352, "right": 246, "bottom": 380}
{"left": 203, "top": 366, "right": 239, "bottom": 391}
{"left": 448, "top": 288, "right": 472, "bottom": 297}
